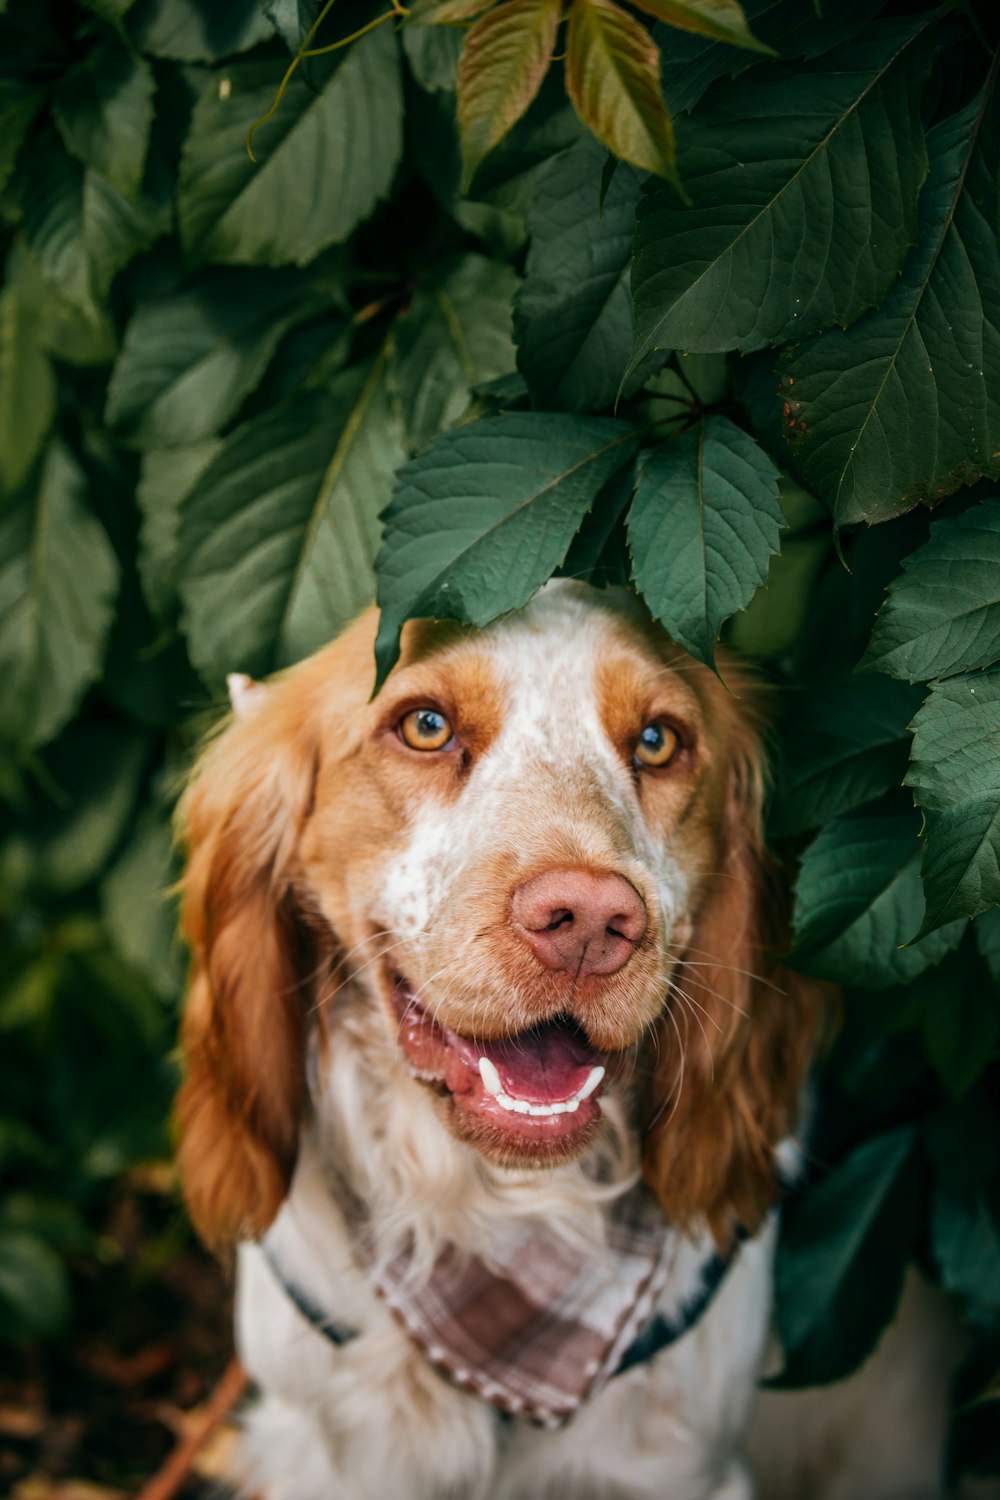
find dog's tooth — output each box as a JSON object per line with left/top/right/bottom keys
{"left": 478, "top": 1056, "right": 503, "bottom": 1098}
{"left": 575, "top": 1066, "right": 605, "bottom": 1101}
{"left": 511, "top": 1098, "right": 531, "bottom": 1114}
{"left": 565, "top": 1097, "right": 580, "bottom": 1113}
{"left": 496, "top": 1092, "right": 515, "bottom": 1111}
{"left": 550, "top": 1101, "right": 567, "bottom": 1114}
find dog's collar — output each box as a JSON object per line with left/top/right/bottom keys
{"left": 260, "top": 1212, "right": 745, "bottom": 1428}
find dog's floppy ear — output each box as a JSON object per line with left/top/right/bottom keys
{"left": 642, "top": 691, "right": 824, "bottom": 1246}
{"left": 175, "top": 671, "right": 321, "bottom": 1250}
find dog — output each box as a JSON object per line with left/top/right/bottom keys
{"left": 174, "top": 580, "right": 832, "bottom": 1499}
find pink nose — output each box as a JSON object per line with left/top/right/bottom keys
{"left": 510, "top": 869, "right": 647, "bottom": 977}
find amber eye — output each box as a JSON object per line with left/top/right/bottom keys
{"left": 399, "top": 707, "right": 454, "bottom": 752}
{"left": 634, "top": 722, "right": 680, "bottom": 768}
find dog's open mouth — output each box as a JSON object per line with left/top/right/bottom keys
{"left": 390, "top": 974, "right": 609, "bottom": 1146}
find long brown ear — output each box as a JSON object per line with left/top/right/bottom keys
{"left": 175, "top": 683, "right": 319, "bottom": 1251}
{"left": 642, "top": 702, "right": 825, "bottom": 1246}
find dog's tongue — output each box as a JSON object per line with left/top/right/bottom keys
{"left": 472, "top": 1019, "right": 604, "bottom": 1104}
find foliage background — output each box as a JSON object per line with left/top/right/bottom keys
{"left": 1, "top": 0, "right": 999, "bottom": 1487}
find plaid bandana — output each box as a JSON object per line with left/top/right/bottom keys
{"left": 373, "top": 1181, "right": 679, "bottom": 1428}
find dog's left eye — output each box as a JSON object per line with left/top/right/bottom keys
{"left": 399, "top": 708, "right": 455, "bottom": 752}
{"left": 634, "top": 722, "right": 680, "bottom": 768}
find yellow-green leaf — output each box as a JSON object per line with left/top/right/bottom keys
{"left": 566, "top": 0, "right": 681, "bottom": 188}
{"left": 457, "top": 0, "right": 563, "bottom": 190}
{"left": 416, "top": 0, "right": 499, "bottom": 23}
{"left": 629, "top": 0, "right": 774, "bottom": 55}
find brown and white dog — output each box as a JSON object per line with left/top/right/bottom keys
{"left": 174, "top": 582, "right": 950, "bottom": 1499}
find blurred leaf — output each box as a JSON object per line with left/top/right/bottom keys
{"left": 769, "top": 675, "right": 923, "bottom": 838}
{"left": 864, "top": 499, "right": 1000, "bottom": 683}
{"left": 178, "top": 27, "right": 402, "bottom": 267}
{"left": 514, "top": 134, "right": 642, "bottom": 412}
{"left": 0, "top": 442, "right": 119, "bottom": 753}
{"left": 0, "top": 276, "right": 56, "bottom": 499}
{"left": 629, "top": 17, "right": 931, "bottom": 367}
{"left": 790, "top": 795, "right": 965, "bottom": 987}
{"left": 907, "top": 668, "right": 1000, "bottom": 932}
{"left": 782, "top": 94, "right": 1000, "bottom": 526}
{"left": 402, "top": 21, "right": 463, "bottom": 92}
{"left": 0, "top": 727, "right": 149, "bottom": 903}
{"left": 128, "top": 0, "right": 271, "bottom": 60}
{"left": 566, "top": 0, "right": 680, "bottom": 186}
{"left": 0, "top": 1230, "right": 71, "bottom": 1340}
{"left": 631, "top": 0, "right": 772, "bottom": 53}
{"left": 136, "top": 440, "right": 223, "bottom": 620}
{"left": 916, "top": 942, "right": 999, "bottom": 1098}
{"left": 0, "top": 79, "right": 45, "bottom": 195}
{"left": 772, "top": 1127, "right": 921, "bottom": 1385}
{"left": 975, "top": 907, "right": 1000, "bottom": 987}
{"left": 4, "top": 240, "right": 118, "bottom": 368}
{"left": 106, "top": 268, "right": 314, "bottom": 446}
{"left": 52, "top": 37, "right": 156, "bottom": 198}
{"left": 628, "top": 415, "right": 783, "bottom": 666}
{"left": 391, "top": 254, "right": 519, "bottom": 453}
{"left": 374, "top": 411, "right": 640, "bottom": 684}
{"left": 102, "top": 802, "right": 184, "bottom": 1002}
{"left": 180, "top": 352, "right": 405, "bottom": 683}
{"left": 457, "top": 0, "right": 562, "bottom": 191}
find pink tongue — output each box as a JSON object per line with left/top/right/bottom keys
{"left": 477, "top": 1020, "right": 603, "bottom": 1104}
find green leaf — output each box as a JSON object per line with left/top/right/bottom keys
{"left": 101, "top": 802, "right": 184, "bottom": 1001}
{"left": 179, "top": 352, "right": 405, "bottom": 684}
{"left": 863, "top": 499, "right": 1000, "bottom": 683}
{"left": 128, "top": 0, "right": 271, "bottom": 60}
{"left": 781, "top": 93, "right": 1000, "bottom": 526}
{"left": 773, "top": 1128, "right": 921, "bottom": 1385}
{"left": 0, "top": 442, "right": 119, "bottom": 752}
{"left": 18, "top": 127, "right": 170, "bottom": 318}
{"left": 933, "top": 1184, "right": 1000, "bottom": 1327}
{"left": 630, "top": 0, "right": 772, "bottom": 54}
{"left": 920, "top": 948, "right": 1000, "bottom": 1100}
{"left": 0, "top": 80, "right": 45, "bottom": 196}
{"left": 627, "top": 415, "right": 783, "bottom": 665}
{"left": 0, "top": 728, "right": 149, "bottom": 903}
{"left": 4, "top": 241, "right": 118, "bottom": 369}
{"left": 790, "top": 795, "right": 965, "bottom": 987}
{"left": 0, "top": 279, "right": 56, "bottom": 498}
{"left": 513, "top": 133, "right": 642, "bottom": 412}
{"left": 52, "top": 37, "right": 156, "bottom": 198}
{"left": 566, "top": 0, "right": 679, "bottom": 185}
{"left": 106, "top": 269, "right": 314, "bottom": 447}
{"left": 769, "top": 675, "right": 923, "bottom": 839}
{"left": 457, "top": 0, "right": 562, "bottom": 191}
{"left": 374, "top": 411, "right": 640, "bottom": 685}
{"left": 390, "top": 254, "right": 519, "bottom": 454}
{"left": 136, "top": 441, "right": 223, "bottom": 620}
{"left": 975, "top": 907, "right": 1000, "bottom": 987}
{"left": 906, "top": 668, "right": 1000, "bottom": 932}
{"left": 0, "top": 1229, "right": 71, "bottom": 1340}
{"left": 402, "top": 21, "right": 464, "bottom": 92}
{"left": 629, "top": 17, "right": 932, "bottom": 365}
{"left": 178, "top": 26, "right": 402, "bottom": 268}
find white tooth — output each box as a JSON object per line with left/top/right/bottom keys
{"left": 478, "top": 1056, "right": 503, "bottom": 1098}
{"left": 527, "top": 1104, "right": 551, "bottom": 1117}
{"left": 565, "top": 1097, "right": 580, "bottom": 1113}
{"left": 496, "top": 1092, "right": 515, "bottom": 1111}
{"left": 511, "top": 1098, "right": 531, "bottom": 1114}
{"left": 575, "top": 1066, "right": 605, "bottom": 1101}
{"left": 550, "top": 1101, "right": 568, "bottom": 1114}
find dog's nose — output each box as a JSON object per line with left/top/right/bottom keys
{"left": 511, "top": 869, "right": 647, "bottom": 977}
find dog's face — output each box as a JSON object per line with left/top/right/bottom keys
{"left": 177, "top": 584, "right": 818, "bottom": 1248}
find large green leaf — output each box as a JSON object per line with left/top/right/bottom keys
{"left": 631, "top": 0, "right": 771, "bottom": 53}
{"left": 863, "top": 499, "right": 1000, "bottom": 683}
{"left": 374, "top": 411, "right": 640, "bottom": 685}
{"left": 919, "top": 947, "right": 1000, "bottom": 1101}
{"left": 790, "top": 795, "right": 965, "bottom": 987}
{"left": 0, "top": 443, "right": 119, "bottom": 753}
{"left": 52, "top": 37, "right": 155, "bottom": 198}
{"left": 101, "top": 802, "right": 184, "bottom": 1001}
{"left": 769, "top": 675, "right": 923, "bottom": 838}
{"left": 127, "top": 0, "right": 271, "bottom": 60}
{"left": 457, "top": 0, "right": 563, "bottom": 190}
{"left": 566, "top": 0, "right": 679, "bottom": 185}
{"left": 390, "top": 254, "right": 519, "bottom": 454}
{"left": 513, "top": 134, "right": 642, "bottom": 412}
{"left": 106, "top": 269, "right": 313, "bottom": 447}
{"left": 402, "top": 22, "right": 463, "bottom": 93}
{"left": 0, "top": 278, "right": 56, "bottom": 498}
{"left": 179, "top": 353, "right": 405, "bottom": 684}
{"left": 0, "top": 80, "right": 45, "bottom": 196}
{"left": 18, "top": 127, "right": 170, "bottom": 318}
{"left": 627, "top": 415, "right": 782, "bottom": 665}
{"left": 136, "top": 441, "right": 223, "bottom": 620}
{"left": 906, "top": 668, "right": 1000, "bottom": 932}
{"left": 782, "top": 93, "right": 1000, "bottom": 526}
{"left": 629, "top": 17, "right": 931, "bottom": 365}
{"left": 773, "top": 1128, "right": 921, "bottom": 1385}
{"left": 178, "top": 25, "right": 402, "bottom": 267}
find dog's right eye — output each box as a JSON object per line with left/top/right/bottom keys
{"left": 399, "top": 708, "right": 455, "bottom": 752}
